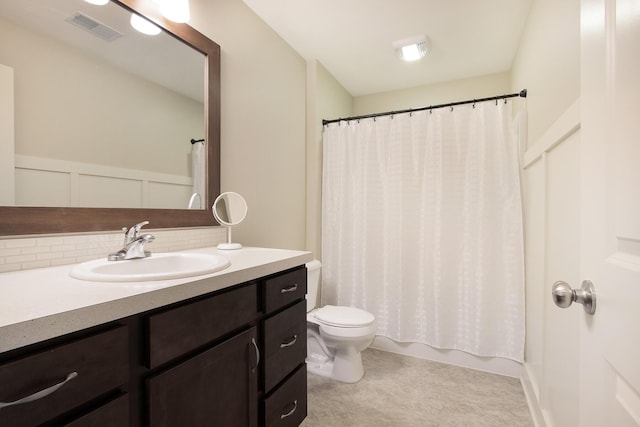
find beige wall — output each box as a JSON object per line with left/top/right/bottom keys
{"left": 305, "top": 60, "right": 352, "bottom": 258}
{"left": 0, "top": 64, "right": 13, "bottom": 205}
{"left": 190, "top": 0, "right": 307, "bottom": 250}
{"left": 513, "top": 0, "right": 581, "bottom": 423}
{"left": 353, "top": 72, "right": 512, "bottom": 116}
{"left": 511, "top": 0, "right": 580, "bottom": 146}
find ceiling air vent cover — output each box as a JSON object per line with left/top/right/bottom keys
{"left": 65, "top": 12, "right": 123, "bottom": 42}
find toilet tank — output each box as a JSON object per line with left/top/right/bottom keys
{"left": 305, "top": 260, "right": 322, "bottom": 312}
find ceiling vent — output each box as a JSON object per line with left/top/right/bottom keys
{"left": 392, "top": 35, "right": 430, "bottom": 62}
{"left": 65, "top": 12, "right": 123, "bottom": 42}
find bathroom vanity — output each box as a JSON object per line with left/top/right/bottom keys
{"left": 0, "top": 247, "right": 311, "bottom": 426}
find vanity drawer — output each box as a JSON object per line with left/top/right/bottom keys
{"left": 263, "top": 267, "right": 307, "bottom": 314}
{"left": 147, "top": 282, "right": 258, "bottom": 368}
{"left": 263, "top": 300, "right": 307, "bottom": 392}
{"left": 65, "top": 393, "right": 129, "bottom": 426}
{"left": 0, "top": 326, "right": 129, "bottom": 427}
{"left": 264, "top": 365, "right": 307, "bottom": 427}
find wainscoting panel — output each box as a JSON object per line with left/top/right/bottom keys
{"left": 15, "top": 155, "right": 192, "bottom": 209}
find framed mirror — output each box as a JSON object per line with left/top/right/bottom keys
{"left": 0, "top": 0, "right": 220, "bottom": 235}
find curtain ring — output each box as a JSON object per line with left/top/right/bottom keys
{"left": 504, "top": 98, "right": 508, "bottom": 104}
{"left": 472, "top": 101, "right": 476, "bottom": 109}
{"left": 495, "top": 99, "right": 498, "bottom": 106}
{"left": 450, "top": 106, "right": 454, "bottom": 112}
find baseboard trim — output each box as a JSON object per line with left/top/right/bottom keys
{"left": 520, "top": 363, "right": 548, "bottom": 427}
{"left": 370, "top": 336, "right": 522, "bottom": 378}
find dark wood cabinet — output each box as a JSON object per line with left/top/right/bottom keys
{"left": 264, "top": 366, "right": 307, "bottom": 427}
{"left": 261, "top": 269, "right": 308, "bottom": 426}
{"left": 147, "top": 327, "right": 258, "bottom": 427}
{"left": 263, "top": 268, "right": 307, "bottom": 313}
{"left": 0, "top": 265, "right": 307, "bottom": 427}
{"left": 147, "top": 282, "right": 258, "bottom": 369}
{"left": 263, "top": 300, "right": 307, "bottom": 392}
{"left": 65, "top": 394, "right": 129, "bottom": 427}
{"left": 0, "top": 326, "right": 129, "bottom": 427}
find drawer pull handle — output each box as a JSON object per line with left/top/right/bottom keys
{"left": 280, "top": 284, "right": 298, "bottom": 294}
{"left": 0, "top": 371, "right": 78, "bottom": 410}
{"left": 251, "top": 337, "right": 260, "bottom": 369}
{"left": 280, "top": 334, "right": 298, "bottom": 348}
{"left": 280, "top": 400, "right": 298, "bottom": 420}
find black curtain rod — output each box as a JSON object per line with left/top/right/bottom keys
{"left": 191, "top": 138, "right": 205, "bottom": 144}
{"left": 322, "top": 89, "right": 527, "bottom": 126}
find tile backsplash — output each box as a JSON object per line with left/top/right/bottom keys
{"left": 0, "top": 227, "right": 227, "bottom": 273}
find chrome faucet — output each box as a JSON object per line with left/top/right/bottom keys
{"left": 108, "top": 221, "right": 155, "bottom": 261}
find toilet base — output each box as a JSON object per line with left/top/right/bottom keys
{"left": 306, "top": 345, "right": 365, "bottom": 383}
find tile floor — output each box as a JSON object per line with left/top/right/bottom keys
{"left": 301, "top": 348, "right": 533, "bottom": 427}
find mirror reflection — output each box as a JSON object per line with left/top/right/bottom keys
{"left": 212, "top": 192, "right": 247, "bottom": 250}
{"left": 0, "top": 0, "right": 205, "bottom": 209}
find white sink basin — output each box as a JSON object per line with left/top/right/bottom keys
{"left": 70, "top": 252, "right": 230, "bottom": 282}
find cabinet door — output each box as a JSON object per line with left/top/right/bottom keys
{"left": 65, "top": 394, "right": 129, "bottom": 427}
{"left": 147, "top": 327, "right": 258, "bottom": 427}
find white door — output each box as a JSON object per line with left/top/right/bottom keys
{"left": 579, "top": 0, "right": 640, "bottom": 425}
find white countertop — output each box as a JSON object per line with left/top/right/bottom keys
{"left": 0, "top": 246, "right": 312, "bottom": 353}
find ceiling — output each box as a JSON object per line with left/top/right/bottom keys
{"left": 242, "top": 0, "right": 533, "bottom": 97}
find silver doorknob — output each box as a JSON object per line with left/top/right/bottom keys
{"left": 552, "top": 280, "right": 596, "bottom": 315}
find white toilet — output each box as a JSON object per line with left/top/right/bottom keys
{"left": 305, "top": 260, "right": 376, "bottom": 383}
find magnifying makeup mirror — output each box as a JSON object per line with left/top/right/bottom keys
{"left": 212, "top": 192, "right": 248, "bottom": 250}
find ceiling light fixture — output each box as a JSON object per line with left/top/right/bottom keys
{"left": 155, "top": 0, "right": 191, "bottom": 23}
{"left": 84, "top": 0, "right": 109, "bottom": 5}
{"left": 130, "top": 13, "right": 161, "bottom": 35}
{"left": 392, "top": 35, "right": 429, "bottom": 62}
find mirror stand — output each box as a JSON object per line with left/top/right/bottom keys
{"left": 212, "top": 192, "right": 248, "bottom": 251}
{"left": 218, "top": 227, "right": 242, "bottom": 250}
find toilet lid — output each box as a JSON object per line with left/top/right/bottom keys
{"left": 314, "top": 305, "right": 375, "bottom": 327}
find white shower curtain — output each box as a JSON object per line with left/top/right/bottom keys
{"left": 321, "top": 101, "right": 525, "bottom": 362}
{"left": 189, "top": 141, "right": 205, "bottom": 209}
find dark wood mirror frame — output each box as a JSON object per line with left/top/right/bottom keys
{"left": 0, "top": 0, "right": 220, "bottom": 236}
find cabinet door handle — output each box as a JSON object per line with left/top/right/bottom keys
{"left": 0, "top": 371, "right": 78, "bottom": 409}
{"left": 251, "top": 337, "right": 260, "bottom": 369}
{"left": 280, "top": 284, "right": 298, "bottom": 294}
{"left": 280, "top": 334, "right": 298, "bottom": 348}
{"left": 280, "top": 400, "right": 298, "bottom": 420}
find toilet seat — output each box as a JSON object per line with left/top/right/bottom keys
{"left": 317, "top": 321, "right": 376, "bottom": 339}
{"left": 314, "top": 305, "right": 375, "bottom": 328}
{"left": 308, "top": 305, "right": 376, "bottom": 339}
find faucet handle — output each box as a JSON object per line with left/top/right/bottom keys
{"left": 127, "top": 221, "right": 149, "bottom": 241}
{"left": 120, "top": 226, "right": 128, "bottom": 247}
